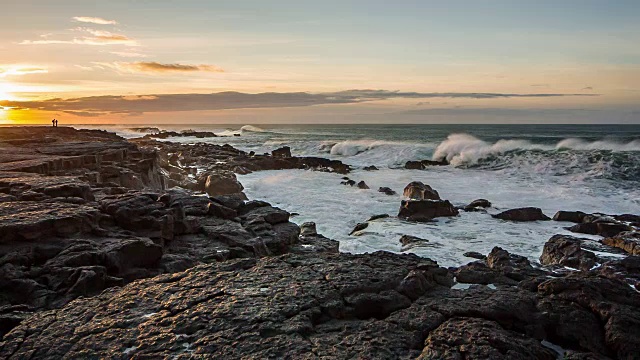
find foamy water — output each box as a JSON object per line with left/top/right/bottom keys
{"left": 239, "top": 167, "right": 639, "bottom": 267}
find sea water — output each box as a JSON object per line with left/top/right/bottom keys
{"left": 85, "top": 124, "right": 640, "bottom": 267}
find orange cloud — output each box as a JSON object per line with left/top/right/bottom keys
{"left": 105, "top": 62, "right": 224, "bottom": 73}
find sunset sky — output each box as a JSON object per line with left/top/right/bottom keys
{"left": 1, "top": 0, "right": 639, "bottom": 124}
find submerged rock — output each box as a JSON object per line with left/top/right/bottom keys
{"left": 363, "top": 165, "right": 378, "bottom": 171}
{"left": 404, "top": 159, "right": 449, "bottom": 169}
{"left": 399, "top": 234, "right": 429, "bottom": 251}
{"left": 492, "top": 207, "right": 551, "bottom": 222}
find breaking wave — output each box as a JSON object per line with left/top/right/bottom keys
{"left": 433, "top": 133, "right": 640, "bottom": 183}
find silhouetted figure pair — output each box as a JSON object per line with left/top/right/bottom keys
{"left": 51, "top": 119, "right": 58, "bottom": 127}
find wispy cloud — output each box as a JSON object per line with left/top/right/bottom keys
{"left": 0, "top": 66, "right": 48, "bottom": 77}
{"left": 20, "top": 25, "right": 136, "bottom": 46}
{"left": 72, "top": 16, "right": 117, "bottom": 25}
{"left": 0, "top": 89, "right": 598, "bottom": 116}
{"left": 99, "top": 61, "right": 224, "bottom": 73}
{"left": 110, "top": 51, "right": 148, "bottom": 58}
{"left": 582, "top": 86, "right": 594, "bottom": 90}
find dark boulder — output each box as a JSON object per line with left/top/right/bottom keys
{"left": 398, "top": 200, "right": 459, "bottom": 222}
{"left": 378, "top": 187, "right": 397, "bottom": 195}
{"left": 357, "top": 181, "right": 370, "bottom": 189}
{"left": 567, "top": 222, "right": 630, "bottom": 238}
{"left": 553, "top": 210, "right": 587, "bottom": 223}
{"left": 464, "top": 199, "right": 492, "bottom": 211}
{"left": 203, "top": 171, "right": 244, "bottom": 197}
{"left": 363, "top": 165, "right": 378, "bottom": 171}
{"left": 404, "top": 159, "right": 448, "bottom": 170}
{"left": 271, "top": 146, "right": 292, "bottom": 158}
{"left": 403, "top": 181, "right": 440, "bottom": 200}
{"left": 539, "top": 234, "right": 598, "bottom": 271}
{"left": 492, "top": 207, "right": 550, "bottom": 222}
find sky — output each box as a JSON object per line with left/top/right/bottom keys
{"left": 1, "top": 0, "right": 639, "bottom": 124}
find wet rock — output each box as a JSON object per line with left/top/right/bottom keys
{"left": 367, "top": 214, "right": 389, "bottom": 221}
{"left": 341, "top": 179, "right": 356, "bottom": 186}
{"left": 363, "top": 165, "right": 378, "bottom": 171}
{"left": 271, "top": 146, "right": 292, "bottom": 158}
{"left": 404, "top": 159, "right": 449, "bottom": 170}
{"left": 378, "top": 187, "right": 397, "bottom": 195}
{"left": 463, "top": 198, "right": 491, "bottom": 211}
{"left": 403, "top": 181, "right": 440, "bottom": 200}
{"left": 349, "top": 222, "right": 369, "bottom": 235}
{"left": 567, "top": 222, "right": 631, "bottom": 238}
{"left": 553, "top": 210, "right": 587, "bottom": 223}
{"left": 203, "top": 171, "right": 244, "bottom": 197}
{"left": 492, "top": 207, "right": 551, "bottom": 221}
{"left": 463, "top": 251, "right": 486, "bottom": 260}
{"left": 539, "top": 234, "right": 598, "bottom": 271}
{"left": 399, "top": 235, "right": 429, "bottom": 251}
{"left": 398, "top": 200, "right": 458, "bottom": 222}
{"left": 357, "top": 180, "right": 369, "bottom": 189}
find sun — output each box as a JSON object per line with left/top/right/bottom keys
{"left": 0, "top": 81, "right": 16, "bottom": 101}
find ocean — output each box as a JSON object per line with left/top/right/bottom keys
{"left": 84, "top": 123, "right": 640, "bottom": 267}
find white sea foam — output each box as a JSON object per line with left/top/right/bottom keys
{"left": 239, "top": 167, "right": 640, "bottom": 267}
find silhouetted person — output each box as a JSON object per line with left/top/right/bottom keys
{"left": 55, "top": 119, "right": 58, "bottom": 127}
{"left": 52, "top": 119, "right": 55, "bottom": 127}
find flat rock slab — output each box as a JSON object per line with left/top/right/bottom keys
{"left": 0, "top": 201, "right": 99, "bottom": 243}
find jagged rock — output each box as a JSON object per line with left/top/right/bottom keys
{"left": 349, "top": 222, "right": 369, "bottom": 235}
{"left": 539, "top": 234, "right": 598, "bottom": 271}
{"left": 357, "top": 180, "right": 369, "bottom": 189}
{"left": 602, "top": 232, "right": 640, "bottom": 255}
{"left": 378, "top": 187, "right": 397, "bottom": 195}
{"left": 398, "top": 200, "right": 458, "bottom": 222}
{"left": 553, "top": 210, "right": 587, "bottom": 223}
{"left": 341, "top": 179, "right": 356, "bottom": 186}
{"left": 421, "top": 317, "right": 557, "bottom": 360}
{"left": 271, "top": 146, "right": 292, "bottom": 158}
{"left": 492, "top": 207, "right": 550, "bottom": 221}
{"left": 363, "top": 165, "right": 378, "bottom": 171}
{"left": 203, "top": 171, "right": 244, "bottom": 197}
{"left": 403, "top": 181, "right": 440, "bottom": 200}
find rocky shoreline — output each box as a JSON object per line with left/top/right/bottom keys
{"left": 0, "top": 126, "right": 639, "bottom": 359}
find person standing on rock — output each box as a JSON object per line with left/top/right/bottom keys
{"left": 52, "top": 119, "right": 56, "bottom": 127}
{"left": 55, "top": 119, "right": 58, "bottom": 127}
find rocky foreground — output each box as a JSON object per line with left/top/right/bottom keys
{"left": 0, "top": 126, "right": 639, "bottom": 359}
